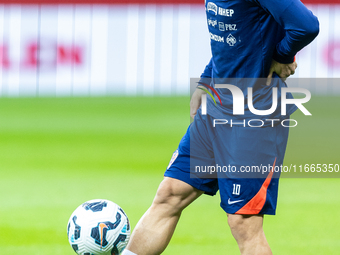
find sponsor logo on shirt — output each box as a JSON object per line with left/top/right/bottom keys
{"left": 218, "top": 7, "right": 234, "bottom": 17}
{"left": 207, "top": 2, "right": 218, "bottom": 15}
{"left": 208, "top": 18, "right": 217, "bottom": 27}
{"left": 226, "top": 34, "right": 237, "bottom": 46}
{"left": 226, "top": 24, "right": 237, "bottom": 31}
{"left": 218, "top": 23, "right": 237, "bottom": 31}
{"left": 209, "top": 32, "right": 237, "bottom": 46}
{"left": 218, "top": 22, "right": 225, "bottom": 31}
{"left": 210, "top": 32, "right": 224, "bottom": 43}
{"left": 207, "top": 2, "right": 235, "bottom": 17}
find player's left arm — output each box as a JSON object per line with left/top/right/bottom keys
{"left": 266, "top": 59, "right": 298, "bottom": 85}
{"left": 254, "top": 0, "right": 319, "bottom": 84}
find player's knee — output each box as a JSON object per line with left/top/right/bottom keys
{"left": 228, "top": 215, "right": 262, "bottom": 243}
{"left": 228, "top": 215, "right": 249, "bottom": 242}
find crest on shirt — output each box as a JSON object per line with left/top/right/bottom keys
{"left": 167, "top": 150, "right": 179, "bottom": 169}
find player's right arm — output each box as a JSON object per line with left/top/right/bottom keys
{"left": 190, "top": 87, "right": 206, "bottom": 119}
{"left": 190, "top": 59, "right": 213, "bottom": 119}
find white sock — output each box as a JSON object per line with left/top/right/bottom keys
{"left": 121, "top": 249, "right": 137, "bottom": 255}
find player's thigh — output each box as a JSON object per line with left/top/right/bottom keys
{"left": 153, "top": 177, "right": 204, "bottom": 210}
{"left": 164, "top": 115, "right": 219, "bottom": 196}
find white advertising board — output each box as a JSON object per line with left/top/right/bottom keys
{"left": 0, "top": 4, "right": 339, "bottom": 96}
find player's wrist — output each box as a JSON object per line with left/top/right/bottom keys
{"left": 272, "top": 51, "right": 295, "bottom": 65}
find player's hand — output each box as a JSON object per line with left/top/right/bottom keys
{"left": 190, "top": 86, "right": 206, "bottom": 119}
{"left": 266, "top": 59, "right": 298, "bottom": 85}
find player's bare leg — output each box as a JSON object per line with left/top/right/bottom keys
{"left": 228, "top": 214, "right": 272, "bottom": 255}
{"left": 123, "top": 177, "right": 204, "bottom": 255}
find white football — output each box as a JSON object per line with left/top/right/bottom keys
{"left": 67, "top": 199, "right": 130, "bottom": 255}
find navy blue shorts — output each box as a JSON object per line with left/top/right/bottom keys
{"left": 164, "top": 110, "right": 289, "bottom": 215}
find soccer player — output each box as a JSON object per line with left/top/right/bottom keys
{"left": 122, "top": 0, "right": 319, "bottom": 254}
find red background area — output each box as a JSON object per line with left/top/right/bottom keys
{"left": 0, "top": 0, "right": 338, "bottom": 4}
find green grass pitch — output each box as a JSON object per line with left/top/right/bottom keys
{"left": 0, "top": 96, "right": 339, "bottom": 254}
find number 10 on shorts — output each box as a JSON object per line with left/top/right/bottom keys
{"left": 232, "top": 184, "right": 241, "bottom": 196}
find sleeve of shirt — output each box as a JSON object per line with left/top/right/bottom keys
{"left": 200, "top": 58, "right": 213, "bottom": 78}
{"left": 252, "top": 0, "right": 319, "bottom": 64}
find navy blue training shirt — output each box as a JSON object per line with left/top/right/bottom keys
{"left": 200, "top": 0, "right": 319, "bottom": 121}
